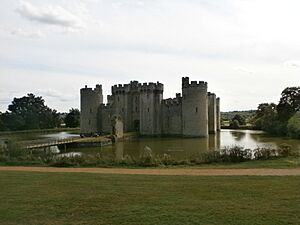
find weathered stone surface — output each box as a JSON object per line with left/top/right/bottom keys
{"left": 80, "top": 77, "right": 220, "bottom": 137}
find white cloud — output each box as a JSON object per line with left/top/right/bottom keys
{"left": 284, "top": 60, "right": 300, "bottom": 68}
{"left": 16, "top": 1, "right": 86, "bottom": 30}
{"left": 10, "top": 28, "right": 44, "bottom": 39}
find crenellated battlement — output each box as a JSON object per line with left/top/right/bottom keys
{"left": 111, "top": 83, "right": 131, "bottom": 94}
{"left": 162, "top": 97, "right": 181, "bottom": 106}
{"left": 182, "top": 77, "right": 207, "bottom": 89}
{"left": 80, "top": 77, "right": 220, "bottom": 137}
{"left": 138, "top": 81, "right": 164, "bottom": 92}
{"left": 81, "top": 84, "right": 102, "bottom": 94}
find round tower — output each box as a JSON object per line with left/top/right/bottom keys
{"left": 80, "top": 84, "right": 103, "bottom": 135}
{"left": 182, "top": 77, "right": 208, "bottom": 137}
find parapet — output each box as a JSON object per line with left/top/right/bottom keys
{"left": 111, "top": 83, "right": 131, "bottom": 94}
{"left": 81, "top": 84, "right": 102, "bottom": 94}
{"left": 182, "top": 77, "right": 207, "bottom": 89}
{"left": 138, "top": 81, "right": 164, "bottom": 93}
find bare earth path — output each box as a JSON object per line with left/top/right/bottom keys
{"left": 1, "top": 166, "right": 300, "bottom": 176}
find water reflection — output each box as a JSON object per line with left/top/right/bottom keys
{"left": 65, "top": 130, "right": 300, "bottom": 161}
{"left": 230, "top": 130, "right": 246, "bottom": 141}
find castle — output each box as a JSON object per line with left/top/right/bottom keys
{"left": 80, "top": 77, "right": 220, "bottom": 137}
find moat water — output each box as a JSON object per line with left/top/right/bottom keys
{"left": 49, "top": 130, "right": 300, "bottom": 160}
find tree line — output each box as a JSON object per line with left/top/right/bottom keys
{"left": 252, "top": 87, "right": 300, "bottom": 138}
{"left": 0, "top": 94, "right": 80, "bottom": 131}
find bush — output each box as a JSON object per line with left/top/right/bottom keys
{"left": 287, "top": 113, "right": 300, "bottom": 139}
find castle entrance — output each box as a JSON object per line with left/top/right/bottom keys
{"left": 133, "top": 120, "right": 140, "bottom": 131}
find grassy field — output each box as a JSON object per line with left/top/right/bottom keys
{"left": 0, "top": 172, "right": 299, "bottom": 225}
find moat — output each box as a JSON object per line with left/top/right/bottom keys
{"left": 51, "top": 130, "right": 300, "bottom": 160}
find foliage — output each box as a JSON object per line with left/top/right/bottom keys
{"left": 64, "top": 108, "right": 80, "bottom": 128}
{"left": 287, "top": 113, "right": 300, "bottom": 139}
{"left": 277, "top": 87, "right": 300, "bottom": 121}
{"left": 230, "top": 119, "right": 240, "bottom": 129}
{"left": 232, "top": 114, "right": 246, "bottom": 125}
{"left": 1, "top": 94, "right": 60, "bottom": 131}
{"left": 221, "top": 110, "right": 255, "bottom": 127}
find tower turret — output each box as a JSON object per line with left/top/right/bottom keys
{"left": 80, "top": 84, "right": 103, "bottom": 135}
{"left": 182, "top": 78, "right": 208, "bottom": 137}
{"left": 138, "top": 82, "right": 163, "bottom": 135}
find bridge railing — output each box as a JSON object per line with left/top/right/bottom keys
{"left": 25, "top": 137, "right": 80, "bottom": 150}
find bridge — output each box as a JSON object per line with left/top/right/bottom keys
{"left": 25, "top": 138, "right": 81, "bottom": 150}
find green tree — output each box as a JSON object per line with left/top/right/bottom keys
{"left": 277, "top": 87, "right": 300, "bottom": 121}
{"left": 231, "top": 114, "right": 246, "bottom": 126}
{"left": 3, "top": 94, "right": 60, "bottom": 130}
{"left": 253, "top": 103, "right": 277, "bottom": 130}
{"left": 230, "top": 119, "right": 240, "bottom": 129}
{"left": 65, "top": 108, "right": 80, "bottom": 128}
{"left": 287, "top": 112, "right": 300, "bottom": 139}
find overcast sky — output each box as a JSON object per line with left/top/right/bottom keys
{"left": 1, "top": 0, "right": 299, "bottom": 112}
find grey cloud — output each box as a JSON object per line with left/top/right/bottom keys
{"left": 16, "top": 1, "right": 86, "bottom": 29}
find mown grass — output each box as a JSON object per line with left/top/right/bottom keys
{"left": 0, "top": 172, "right": 299, "bottom": 225}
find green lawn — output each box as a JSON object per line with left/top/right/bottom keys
{"left": 0, "top": 172, "right": 299, "bottom": 225}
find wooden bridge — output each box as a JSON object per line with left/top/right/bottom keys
{"left": 25, "top": 138, "right": 81, "bottom": 150}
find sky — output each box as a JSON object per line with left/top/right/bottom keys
{"left": 0, "top": 0, "right": 299, "bottom": 112}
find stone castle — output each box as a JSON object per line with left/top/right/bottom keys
{"left": 80, "top": 77, "right": 220, "bottom": 137}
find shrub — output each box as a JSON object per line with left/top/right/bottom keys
{"left": 287, "top": 112, "right": 300, "bottom": 139}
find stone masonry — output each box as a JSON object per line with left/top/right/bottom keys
{"left": 80, "top": 77, "right": 220, "bottom": 137}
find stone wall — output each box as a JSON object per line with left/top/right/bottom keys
{"left": 162, "top": 95, "right": 182, "bottom": 135}
{"left": 182, "top": 77, "right": 208, "bottom": 137}
{"left": 81, "top": 77, "right": 219, "bottom": 137}
{"left": 208, "top": 93, "right": 217, "bottom": 134}
{"left": 80, "top": 85, "right": 103, "bottom": 134}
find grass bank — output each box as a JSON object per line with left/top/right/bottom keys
{"left": 0, "top": 171, "right": 299, "bottom": 225}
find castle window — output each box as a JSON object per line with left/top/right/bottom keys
{"left": 196, "top": 107, "right": 198, "bottom": 113}
{"left": 147, "top": 108, "right": 149, "bottom": 113}
{"left": 135, "top": 107, "right": 137, "bottom": 112}
{"left": 88, "top": 119, "right": 91, "bottom": 125}
{"left": 147, "top": 94, "right": 149, "bottom": 99}
{"left": 117, "top": 96, "right": 120, "bottom": 102}
{"left": 122, "top": 108, "right": 124, "bottom": 112}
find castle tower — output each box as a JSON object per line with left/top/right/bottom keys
{"left": 111, "top": 84, "right": 131, "bottom": 131}
{"left": 182, "top": 77, "right": 208, "bottom": 137}
{"left": 208, "top": 92, "right": 217, "bottom": 134}
{"left": 139, "top": 82, "right": 163, "bottom": 135}
{"left": 216, "top": 97, "right": 221, "bottom": 131}
{"left": 80, "top": 84, "right": 103, "bottom": 135}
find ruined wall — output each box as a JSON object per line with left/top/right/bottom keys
{"left": 80, "top": 85, "right": 103, "bottom": 134}
{"left": 208, "top": 93, "right": 217, "bottom": 134}
{"left": 181, "top": 77, "right": 208, "bottom": 137}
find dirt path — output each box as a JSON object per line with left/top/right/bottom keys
{"left": 1, "top": 166, "right": 300, "bottom": 176}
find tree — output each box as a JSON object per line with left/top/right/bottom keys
{"left": 3, "top": 94, "right": 60, "bottom": 130}
{"left": 253, "top": 103, "right": 277, "bottom": 131}
{"left": 230, "top": 119, "right": 240, "bottom": 129}
{"left": 287, "top": 112, "right": 300, "bottom": 139}
{"left": 65, "top": 108, "right": 80, "bottom": 128}
{"left": 277, "top": 87, "right": 300, "bottom": 121}
{"left": 231, "top": 114, "right": 246, "bottom": 126}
